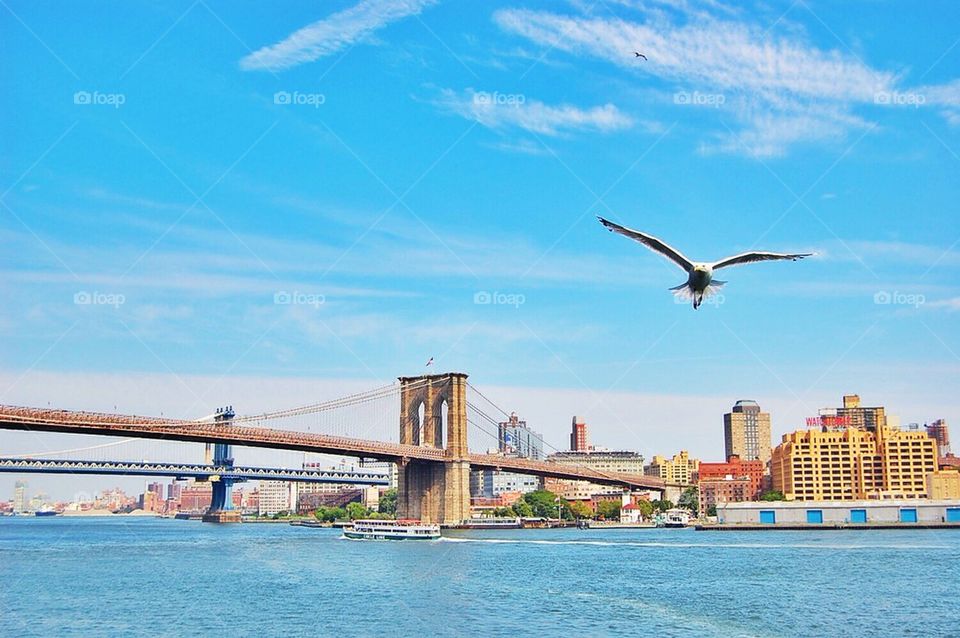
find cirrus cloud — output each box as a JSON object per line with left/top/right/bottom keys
{"left": 241, "top": 0, "right": 438, "bottom": 71}
{"left": 436, "top": 88, "right": 635, "bottom": 136}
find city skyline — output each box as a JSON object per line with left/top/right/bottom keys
{"left": 2, "top": 381, "right": 951, "bottom": 501}
{"left": 2, "top": 1, "right": 958, "bottom": 499}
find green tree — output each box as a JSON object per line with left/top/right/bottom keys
{"left": 595, "top": 500, "right": 622, "bottom": 520}
{"left": 513, "top": 500, "right": 533, "bottom": 518}
{"left": 635, "top": 499, "right": 654, "bottom": 519}
{"left": 522, "top": 490, "right": 563, "bottom": 518}
{"left": 760, "top": 490, "right": 785, "bottom": 501}
{"left": 378, "top": 488, "right": 397, "bottom": 517}
{"left": 706, "top": 505, "right": 718, "bottom": 517}
{"left": 568, "top": 500, "right": 593, "bottom": 520}
{"left": 678, "top": 487, "right": 699, "bottom": 513}
{"left": 346, "top": 501, "right": 369, "bottom": 520}
{"left": 314, "top": 506, "right": 347, "bottom": 522}
{"left": 652, "top": 499, "right": 674, "bottom": 513}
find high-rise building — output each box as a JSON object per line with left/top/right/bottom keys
{"left": 771, "top": 426, "right": 938, "bottom": 500}
{"left": 498, "top": 412, "right": 544, "bottom": 460}
{"left": 570, "top": 416, "right": 589, "bottom": 452}
{"left": 549, "top": 450, "right": 645, "bottom": 475}
{"left": 724, "top": 400, "right": 772, "bottom": 465}
{"left": 167, "top": 480, "right": 184, "bottom": 502}
{"left": 836, "top": 394, "right": 886, "bottom": 432}
{"left": 470, "top": 469, "right": 541, "bottom": 498}
{"left": 927, "top": 419, "right": 950, "bottom": 455}
{"left": 258, "top": 481, "right": 295, "bottom": 516}
{"left": 545, "top": 450, "right": 645, "bottom": 499}
{"left": 139, "top": 490, "right": 159, "bottom": 512}
{"left": 645, "top": 450, "right": 700, "bottom": 485}
{"left": 147, "top": 482, "right": 164, "bottom": 504}
{"left": 13, "top": 480, "right": 27, "bottom": 513}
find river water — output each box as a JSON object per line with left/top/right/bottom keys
{"left": 1, "top": 517, "right": 957, "bottom": 637}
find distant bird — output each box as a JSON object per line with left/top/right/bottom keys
{"left": 633, "top": 52, "right": 647, "bottom": 60}
{"left": 425, "top": 357, "right": 434, "bottom": 367}
{"left": 598, "top": 216, "right": 812, "bottom": 309}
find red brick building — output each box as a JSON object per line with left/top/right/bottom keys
{"left": 697, "top": 455, "right": 765, "bottom": 500}
{"left": 179, "top": 484, "right": 213, "bottom": 512}
{"left": 697, "top": 455, "right": 766, "bottom": 516}
{"left": 698, "top": 476, "right": 753, "bottom": 516}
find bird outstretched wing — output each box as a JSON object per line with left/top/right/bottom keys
{"left": 712, "top": 251, "right": 813, "bottom": 270}
{"left": 597, "top": 216, "right": 694, "bottom": 272}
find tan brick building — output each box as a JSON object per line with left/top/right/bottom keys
{"left": 645, "top": 450, "right": 699, "bottom": 485}
{"left": 723, "top": 400, "right": 772, "bottom": 465}
{"left": 771, "top": 427, "right": 938, "bottom": 500}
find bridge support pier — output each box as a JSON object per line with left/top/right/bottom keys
{"left": 397, "top": 373, "right": 470, "bottom": 526}
{"left": 202, "top": 407, "right": 241, "bottom": 524}
{"left": 397, "top": 460, "right": 470, "bottom": 526}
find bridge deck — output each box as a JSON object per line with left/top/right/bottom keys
{"left": 0, "top": 458, "right": 389, "bottom": 484}
{"left": 0, "top": 405, "right": 668, "bottom": 491}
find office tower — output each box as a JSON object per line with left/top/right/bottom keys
{"left": 724, "top": 400, "right": 772, "bottom": 465}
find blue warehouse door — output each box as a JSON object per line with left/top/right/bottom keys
{"left": 759, "top": 510, "right": 776, "bottom": 524}
{"left": 850, "top": 509, "right": 867, "bottom": 524}
{"left": 900, "top": 508, "right": 918, "bottom": 523}
{"left": 946, "top": 508, "right": 960, "bottom": 523}
{"left": 806, "top": 510, "right": 823, "bottom": 524}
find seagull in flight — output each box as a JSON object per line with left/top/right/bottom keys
{"left": 633, "top": 52, "right": 647, "bottom": 60}
{"left": 598, "top": 216, "right": 812, "bottom": 309}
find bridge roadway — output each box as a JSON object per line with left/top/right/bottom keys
{"left": 0, "top": 405, "right": 667, "bottom": 491}
{"left": 0, "top": 458, "right": 390, "bottom": 485}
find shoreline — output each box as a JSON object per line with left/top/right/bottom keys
{"left": 697, "top": 523, "right": 960, "bottom": 531}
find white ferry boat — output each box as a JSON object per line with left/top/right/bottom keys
{"left": 343, "top": 519, "right": 441, "bottom": 541}
{"left": 659, "top": 508, "right": 691, "bottom": 528}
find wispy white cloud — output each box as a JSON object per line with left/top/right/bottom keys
{"left": 917, "top": 78, "right": 960, "bottom": 126}
{"left": 493, "top": 4, "right": 959, "bottom": 156}
{"left": 925, "top": 297, "right": 960, "bottom": 312}
{"left": 240, "top": 0, "right": 438, "bottom": 71}
{"left": 436, "top": 88, "right": 634, "bottom": 136}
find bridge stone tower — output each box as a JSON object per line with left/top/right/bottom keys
{"left": 202, "top": 406, "right": 242, "bottom": 523}
{"left": 397, "top": 372, "right": 470, "bottom": 526}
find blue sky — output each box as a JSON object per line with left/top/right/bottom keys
{"left": 2, "top": 0, "right": 959, "bottom": 498}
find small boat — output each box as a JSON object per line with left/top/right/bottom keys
{"left": 343, "top": 519, "right": 440, "bottom": 540}
{"left": 458, "top": 517, "right": 521, "bottom": 530}
{"left": 34, "top": 508, "right": 59, "bottom": 517}
{"left": 657, "top": 508, "right": 691, "bottom": 528}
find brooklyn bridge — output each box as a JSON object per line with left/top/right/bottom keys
{"left": 0, "top": 372, "right": 671, "bottom": 525}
